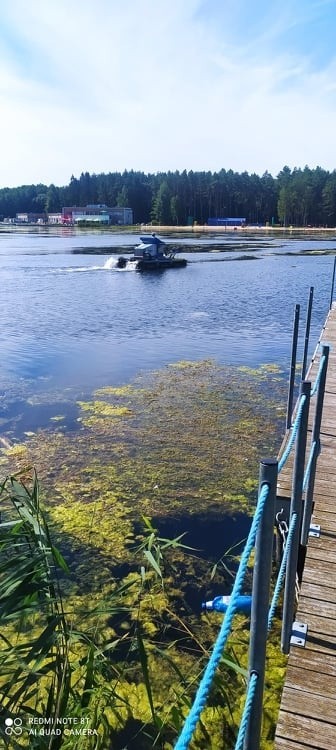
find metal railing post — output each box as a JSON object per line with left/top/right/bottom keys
{"left": 301, "top": 346, "right": 329, "bottom": 545}
{"left": 330, "top": 256, "right": 336, "bottom": 310}
{"left": 244, "top": 459, "right": 278, "bottom": 750}
{"left": 281, "top": 381, "right": 311, "bottom": 654}
{"left": 301, "top": 287, "right": 314, "bottom": 380}
{"left": 286, "top": 304, "right": 300, "bottom": 429}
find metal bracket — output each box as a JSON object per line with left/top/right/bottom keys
{"left": 309, "top": 523, "right": 320, "bottom": 538}
{"left": 290, "top": 621, "right": 308, "bottom": 647}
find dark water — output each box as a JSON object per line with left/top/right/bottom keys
{"left": 0, "top": 227, "right": 335, "bottom": 436}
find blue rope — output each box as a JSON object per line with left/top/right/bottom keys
{"left": 268, "top": 513, "right": 298, "bottom": 630}
{"left": 234, "top": 672, "right": 258, "bottom": 750}
{"left": 303, "top": 440, "right": 317, "bottom": 492}
{"left": 174, "top": 483, "right": 270, "bottom": 750}
{"left": 278, "top": 394, "right": 306, "bottom": 474}
{"left": 310, "top": 355, "right": 326, "bottom": 397}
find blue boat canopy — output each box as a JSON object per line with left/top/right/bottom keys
{"left": 140, "top": 234, "right": 165, "bottom": 246}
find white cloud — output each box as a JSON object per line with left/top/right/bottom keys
{"left": 0, "top": 0, "right": 336, "bottom": 187}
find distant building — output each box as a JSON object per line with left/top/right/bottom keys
{"left": 16, "top": 212, "right": 46, "bottom": 224}
{"left": 48, "top": 213, "right": 62, "bottom": 224}
{"left": 61, "top": 204, "right": 133, "bottom": 225}
{"left": 207, "top": 217, "right": 246, "bottom": 227}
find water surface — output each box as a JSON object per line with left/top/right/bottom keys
{"left": 0, "top": 227, "right": 335, "bottom": 436}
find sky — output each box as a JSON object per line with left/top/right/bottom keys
{"left": 0, "top": 0, "right": 336, "bottom": 187}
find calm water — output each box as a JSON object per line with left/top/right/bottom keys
{"left": 0, "top": 227, "right": 335, "bottom": 436}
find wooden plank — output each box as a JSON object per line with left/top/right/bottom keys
{"left": 276, "top": 712, "right": 336, "bottom": 750}
{"left": 275, "top": 738, "right": 324, "bottom": 750}
{"left": 288, "top": 647, "right": 336, "bottom": 676}
{"left": 275, "top": 306, "right": 336, "bottom": 749}
{"left": 305, "top": 634, "right": 336, "bottom": 656}
{"left": 299, "top": 580, "right": 336, "bottom": 602}
{"left": 305, "top": 544, "right": 336, "bottom": 564}
{"left": 280, "top": 686, "right": 336, "bottom": 724}
{"left": 301, "top": 564, "right": 336, "bottom": 601}
{"left": 311, "top": 524, "right": 336, "bottom": 537}
{"left": 285, "top": 664, "right": 336, "bottom": 696}
{"left": 311, "top": 509, "right": 336, "bottom": 524}
{"left": 292, "top": 611, "right": 336, "bottom": 639}
{"left": 304, "top": 633, "right": 336, "bottom": 656}
{"left": 310, "top": 516, "right": 336, "bottom": 533}
{"left": 297, "top": 597, "right": 336, "bottom": 620}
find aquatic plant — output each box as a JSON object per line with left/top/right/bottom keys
{"left": 0, "top": 360, "right": 288, "bottom": 747}
{"left": 0, "top": 472, "right": 256, "bottom": 749}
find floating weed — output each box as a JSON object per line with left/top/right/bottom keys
{"left": 77, "top": 400, "right": 133, "bottom": 417}
{"left": 259, "top": 364, "right": 283, "bottom": 374}
{"left": 4, "top": 362, "right": 286, "bottom": 530}
{"left": 93, "top": 385, "right": 138, "bottom": 397}
{"left": 238, "top": 363, "right": 283, "bottom": 379}
{"left": 77, "top": 400, "right": 133, "bottom": 428}
{"left": 0, "top": 463, "right": 287, "bottom": 748}
{"left": 4, "top": 442, "right": 28, "bottom": 458}
{"left": 50, "top": 496, "right": 134, "bottom": 563}
{"left": 168, "top": 359, "right": 215, "bottom": 370}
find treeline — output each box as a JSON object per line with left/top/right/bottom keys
{"left": 1, "top": 165, "right": 336, "bottom": 225}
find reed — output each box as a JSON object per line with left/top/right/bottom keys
{"left": 0, "top": 472, "right": 253, "bottom": 749}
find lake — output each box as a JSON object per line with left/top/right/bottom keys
{"left": 0, "top": 226, "right": 335, "bottom": 439}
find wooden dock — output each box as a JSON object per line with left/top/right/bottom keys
{"left": 274, "top": 303, "right": 336, "bottom": 749}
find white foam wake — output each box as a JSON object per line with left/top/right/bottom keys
{"left": 103, "top": 257, "right": 118, "bottom": 269}
{"left": 57, "top": 256, "right": 137, "bottom": 273}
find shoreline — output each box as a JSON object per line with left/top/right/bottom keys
{"left": 141, "top": 224, "right": 336, "bottom": 234}
{"left": 1, "top": 223, "right": 336, "bottom": 235}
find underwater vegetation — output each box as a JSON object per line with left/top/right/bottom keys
{"left": 0, "top": 360, "right": 288, "bottom": 748}
{"left": 1, "top": 360, "right": 287, "bottom": 585}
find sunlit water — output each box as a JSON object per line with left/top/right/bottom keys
{"left": 0, "top": 227, "right": 335, "bottom": 436}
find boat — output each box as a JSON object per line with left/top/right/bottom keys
{"left": 117, "top": 235, "right": 187, "bottom": 270}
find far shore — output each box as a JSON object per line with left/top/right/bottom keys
{"left": 140, "top": 224, "right": 336, "bottom": 233}
{"left": 1, "top": 222, "right": 336, "bottom": 234}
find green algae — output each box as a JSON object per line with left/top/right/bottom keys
{"left": 77, "top": 399, "right": 133, "bottom": 417}
{"left": 0, "top": 406, "right": 288, "bottom": 750}
{"left": 168, "top": 359, "right": 214, "bottom": 369}
{"left": 93, "top": 384, "right": 139, "bottom": 397}
{"left": 238, "top": 363, "right": 284, "bottom": 378}
{"left": 0, "top": 360, "right": 288, "bottom": 747}
{"left": 76, "top": 400, "right": 134, "bottom": 428}
{"left": 2, "top": 359, "right": 286, "bottom": 588}
{"left": 3, "top": 361, "right": 286, "bottom": 523}
{"left": 5, "top": 443, "right": 29, "bottom": 458}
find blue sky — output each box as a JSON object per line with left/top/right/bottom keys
{"left": 0, "top": 0, "right": 335, "bottom": 187}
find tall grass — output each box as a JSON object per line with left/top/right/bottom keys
{"left": 0, "top": 472, "right": 137, "bottom": 748}
{"left": 0, "top": 471, "right": 248, "bottom": 749}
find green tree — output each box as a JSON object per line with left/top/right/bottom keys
{"left": 116, "top": 185, "right": 129, "bottom": 207}
{"left": 170, "top": 194, "right": 180, "bottom": 225}
{"left": 151, "top": 180, "right": 172, "bottom": 224}
{"left": 322, "top": 172, "right": 336, "bottom": 225}
{"left": 45, "top": 184, "right": 61, "bottom": 213}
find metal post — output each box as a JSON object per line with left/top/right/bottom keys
{"left": 330, "top": 256, "right": 336, "bottom": 310}
{"left": 244, "top": 459, "right": 278, "bottom": 750}
{"left": 286, "top": 304, "right": 300, "bottom": 429}
{"left": 301, "top": 346, "right": 329, "bottom": 545}
{"left": 281, "top": 381, "right": 311, "bottom": 653}
{"left": 301, "top": 287, "right": 314, "bottom": 380}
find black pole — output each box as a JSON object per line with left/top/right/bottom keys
{"left": 330, "top": 256, "right": 336, "bottom": 310}
{"left": 244, "top": 459, "right": 278, "bottom": 750}
{"left": 286, "top": 304, "right": 300, "bottom": 429}
{"left": 301, "top": 346, "right": 329, "bottom": 545}
{"left": 281, "top": 381, "right": 311, "bottom": 654}
{"left": 301, "top": 287, "right": 314, "bottom": 381}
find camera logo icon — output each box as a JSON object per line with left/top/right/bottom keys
{"left": 5, "top": 717, "right": 23, "bottom": 736}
